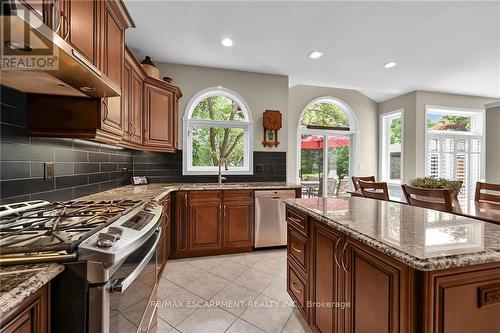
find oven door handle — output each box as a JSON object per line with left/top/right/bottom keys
{"left": 110, "top": 227, "right": 162, "bottom": 294}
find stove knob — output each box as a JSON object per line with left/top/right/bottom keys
{"left": 143, "top": 200, "right": 158, "bottom": 212}
{"left": 96, "top": 232, "right": 118, "bottom": 248}
{"left": 108, "top": 226, "right": 123, "bottom": 240}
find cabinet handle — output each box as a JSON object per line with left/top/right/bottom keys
{"left": 291, "top": 281, "right": 302, "bottom": 294}
{"left": 102, "top": 99, "right": 109, "bottom": 121}
{"left": 60, "top": 10, "right": 70, "bottom": 40}
{"left": 340, "top": 242, "right": 349, "bottom": 274}
{"left": 333, "top": 237, "right": 341, "bottom": 268}
{"left": 184, "top": 193, "right": 188, "bottom": 210}
{"left": 53, "top": 7, "right": 62, "bottom": 34}
{"left": 291, "top": 243, "right": 302, "bottom": 254}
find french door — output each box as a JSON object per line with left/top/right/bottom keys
{"left": 299, "top": 129, "right": 354, "bottom": 198}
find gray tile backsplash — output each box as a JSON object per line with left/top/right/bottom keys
{"left": 0, "top": 85, "right": 287, "bottom": 204}
{"left": 0, "top": 86, "right": 133, "bottom": 204}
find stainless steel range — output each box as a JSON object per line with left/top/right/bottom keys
{"left": 0, "top": 199, "right": 164, "bottom": 333}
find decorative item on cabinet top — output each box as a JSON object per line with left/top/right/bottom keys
{"left": 262, "top": 110, "right": 282, "bottom": 147}
{"left": 140, "top": 56, "right": 160, "bottom": 79}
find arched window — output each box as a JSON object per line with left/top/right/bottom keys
{"left": 183, "top": 87, "right": 253, "bottom": 175}
{"left": 298, "top": 97, "right": 358, "bottom": 198}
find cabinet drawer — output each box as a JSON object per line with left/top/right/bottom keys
{"left": 288, "top": 227, "right": 307, "bottom": 273}
{"left": 286, "top": 206, "right": 308, "bottom": 236}
{"left": 223, "top": 190, "right": 253, "bottom": 202}
{"left": 190, "top": 190, "right": 221, "bottom": 202}
{"left": 287, "top": 262, "right": 308, "bottom": 319}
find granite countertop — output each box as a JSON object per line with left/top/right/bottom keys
{"left": 0, "top": 263, "right": 64, "bottom": 314}
{"left": 284, "top": 197, "right": 500, "bottom": 271}
{"left": 80, "top": 182, "right": 301, "bottom": 202}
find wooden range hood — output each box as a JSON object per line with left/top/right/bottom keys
{"left": 0, "top": 0, "right": 120, "bottom": 98}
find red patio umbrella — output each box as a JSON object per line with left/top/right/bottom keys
{"left": 301, "top": 134, "right": 350, "bottom": 149}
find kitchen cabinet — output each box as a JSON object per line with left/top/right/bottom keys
{"left": 189, "top": 191, "right": 223, "bottom": 251}
{"left": 98, "top": 0, "right": 127, "bottom": 140}
{"left": 157, "top": 194, "right": 171, "bottom": 279}
{"left": 122, "top": 48, "right": 144, "bottom": 147}
{"left": 223, "top": 190, "right": 254, "bottom": 249}
{"left": 172, "top": 190, "right": 254, "bottom": 258}
{"left": 143, "top": 77, "right": 181, "bottom": 152}
{"left": 289, "top": 213, "right": 414, "bottom": 333}
{"left": 0, "top": 284, "right": 49, "bottom": 333}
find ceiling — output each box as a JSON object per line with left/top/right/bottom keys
{"left": 124, "top": 1, "right": 500, "bottom": 102}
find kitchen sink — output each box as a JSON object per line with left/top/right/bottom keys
{"left": 190, "top": 183, "right": 250, "bottom": 187}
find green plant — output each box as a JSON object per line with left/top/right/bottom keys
{"left": 408, "top": 177, "right": 462, "bottom": 193}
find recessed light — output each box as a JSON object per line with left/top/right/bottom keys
{"left": 384, "top": 61, "right": 397, "bottom": 69}
{"left": 221, "top": 38, "right": 233, "bottom": 47}
{"left": 309, "top": 51, "right": 323, "bottom": 59}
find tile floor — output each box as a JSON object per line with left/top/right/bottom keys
{"left": 154, "top": 249, "right": 312, "bottom": 333}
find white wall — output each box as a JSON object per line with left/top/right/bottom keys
{"left": 288, "top": 85, "right": 379, "bottom": 183}
{"left": 155, "top": 62, "right": 289, "bottom": 152}
{"left": 485, "top": 103, "right": 500, "bottom": 183}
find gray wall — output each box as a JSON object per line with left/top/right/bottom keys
{"left": 378, "top": 90, "right": 498, "bottom": 182}
{"left": 485, "top": 103, "right": 500, "bottom": 183}
{"left": 288, "top": 85, "right": 379, "bottom": 183}
{"left": 156, "top": 62, "right": 289, "bottom": 152}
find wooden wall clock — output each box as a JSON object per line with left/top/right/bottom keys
{"left": 262, "top": 110, "right": 282, "bottom": 147}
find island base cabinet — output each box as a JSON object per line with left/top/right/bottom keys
{"left": 343, "top": 238, "right": 415, "bottom": 333}
{"left": 422, "top": 264, "right": 500, "bottom": 333}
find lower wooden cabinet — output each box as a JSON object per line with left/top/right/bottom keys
{"left": 156, "top": 194, "right": 171, "bottom": 279}
{"left": 0, "top": 284, "right": 49, "bottom": 333}
{"left": 172, "top": 190, "right": 254, "bottom": 258}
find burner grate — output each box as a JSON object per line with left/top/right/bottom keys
{"left": 0, "top": 200, "right": 142, "bottom": 255}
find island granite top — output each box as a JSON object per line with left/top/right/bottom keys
{"left": 80, "top": 182, "right": 301, "bottom": 202}
{"left": 284, "top": 197, "right": 500, "bottom": 271}
{"left": 0, "top": 263, "right": 64, "bottom": 314}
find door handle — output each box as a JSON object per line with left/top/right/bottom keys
{"left": 110, "top": 228, "right": 161, "bottom": 293}
{"left": 291, "top": 243, "right": 302, "bottom": 253}
{"left": 291, "top": 281, "right": 302, "bottom": 294}
{"left": 340, "top": 242, "right": 349, "bottom": 274}
{"left": 102, "top": 99, "right": 109, "bottom": 121}
{"left": 333, "top": 237, "right": 341, "bottom": 268}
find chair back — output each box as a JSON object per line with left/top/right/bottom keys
{"left": 401, "top": 185, "right": 454, "bottom": 213}
{"left": 351, "top": 176, "right": 376, "bottom": 191}
{"left": 358, "top": 180, "right": 390, "bottom": 201}
{"left": 475, "top": 182, "right": 500, "bottom": 203}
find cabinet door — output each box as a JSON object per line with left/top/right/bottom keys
{"left": 174, "top": 191, "right": 189, "bottom": 253}
{"left": 164, "top": 199, "right": 171, "bottom": 261}
{"left": 223, "top": 200, "right": 253, "bottom": 248}
{"left": 99, "top": 1, "right": 124, "bottom": 136}
{"left": 63, "top": 0, "right": 98, "bottom": 64}
{"left": 189, "top": 201, "right": 222, "bottom": 251}
{"left": 310, "top": 221, "right": 343, "bottom": 333}
{"left": 143, "top": 83, "right": 176, "bottom": 151}
{"left": 343, "top": 238, "right": 411, "bottom": 333}
{"left": 129, "top": 69, "right": 143, "bottom": 144}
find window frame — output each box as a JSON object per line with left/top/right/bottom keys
{"left": 424, "top": 105, "right": 486, "bottom": 200}
{"left": 296, "top": 96, "right": 359, "bottom": 195}
{"left": 379, "top": 109, "right": 404, "bottom": 185}
{"left": 182, "top": 87, "right": 254, "bottom": 175}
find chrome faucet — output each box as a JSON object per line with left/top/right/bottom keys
{"left": 218, "top": 157, "right": 228, "bottom": 184}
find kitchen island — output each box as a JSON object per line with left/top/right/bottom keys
{"left": 284, "top": 197, "right": 500, "bottom": 333}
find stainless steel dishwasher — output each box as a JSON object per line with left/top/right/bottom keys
{"left": 254, "top": 189, "right": 297, "bottom": 247}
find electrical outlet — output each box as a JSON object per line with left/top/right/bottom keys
{"left": 44, "top": 162, "right": 54, "bottom": 181}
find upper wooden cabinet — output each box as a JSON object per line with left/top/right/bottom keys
{"left": 122, "top": 48, "right": 144, "bottom": 147}
{"left": 58, "top": 0, "right": 99, "bottom": 65}
{"left": 143, "top": 77, "right": 181, "bottom": 152}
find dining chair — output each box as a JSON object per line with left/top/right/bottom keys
{"left": 358, "top": 180, "right": 390, "bottom": 201}
{"left": 401, "top": 185, "right": 454, "bottom": 213}
{"left": 351, "top": 176, "right": 376, "bottom": 191}
{"left": 475, "top": 182, "right": 500, "bottom": 203}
